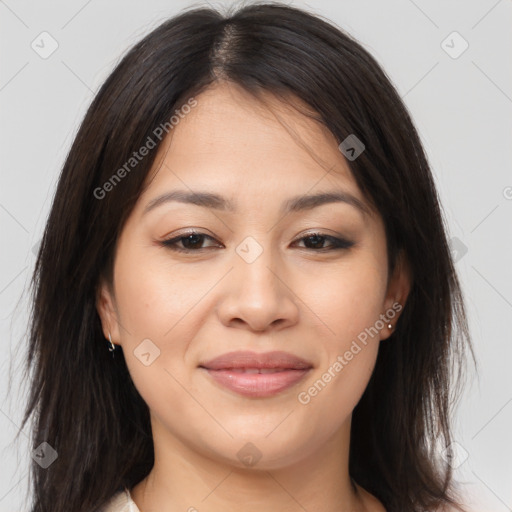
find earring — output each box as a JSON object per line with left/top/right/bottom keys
{"left": 387, "top": 323, "right": 393, "bottom": 330}
{"left": 108, "top": 332, "right": 116, "bottom": 352}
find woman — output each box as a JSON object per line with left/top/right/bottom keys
{"left": 20, "top": 2, "right": 474, "bottom": 511}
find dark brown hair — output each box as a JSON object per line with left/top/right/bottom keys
{"left": 18, "top": 2, "right": 474, "bottom": 511}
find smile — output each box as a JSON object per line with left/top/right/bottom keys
{"left": 201, "top": 367, "right": 311, "bottom": 398}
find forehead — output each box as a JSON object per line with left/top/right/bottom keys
{"left": 141, "top": 81, "right": 365, "bottom": 206}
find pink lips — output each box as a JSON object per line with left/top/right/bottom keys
{"left": 199, "top": 350, "right": 312, "bottom": 398}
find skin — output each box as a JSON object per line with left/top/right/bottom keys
{"left": 97, "top": 81, "right": 411, "bottom": 512}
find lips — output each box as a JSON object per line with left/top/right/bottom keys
{"left": 199, "top": 350, "right": 312, "bottom": 371}
{"left": 199, "top": 351, "right": 312, "bottom": 398}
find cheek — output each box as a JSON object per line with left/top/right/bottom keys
{"left": 294, "top": 254, "right": 386, "bottom": 414}
{"left": 113, "top": 259, "right": 202, "bottom": 425}
{"left": 300, "top": 254, "right": 388, "bottom": 342}
{"left": 113, "top": 242, "right": 208, "bottom": 341}
{"left": 299, "top": 289, "right": 382, "bottom": 426}
{"left": 298, "top": 343, "right": 377, "bottom": 440}
{"left": 112, "top": 246, "right": 201, "bottom": 393}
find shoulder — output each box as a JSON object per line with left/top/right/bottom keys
{"left": 100, "top": 488, "right": 141, "bottom": 512}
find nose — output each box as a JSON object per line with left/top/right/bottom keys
{"left": 216, "top": 249, "right": 300, "bottom": 333}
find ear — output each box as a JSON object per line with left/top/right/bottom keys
{"left": 381, "top": 250, "right": 412, "bottom": 340}
{"left": 95, "top": 278, "right": 121, "bottom": 346}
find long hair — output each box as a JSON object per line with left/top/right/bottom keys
{"left": 18, "top": 2, "right": 474, "bottom": 511}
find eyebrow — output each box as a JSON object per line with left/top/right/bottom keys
{"left": 143, "top": 189, "right": 370, "bottom": 218}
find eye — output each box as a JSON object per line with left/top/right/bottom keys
{"left": 160, "top": 230, "right": 354, "bottom": 253}
{"left": 292, "top": 232, "right": 354, "bottom": 251}
{"left": 160, "top": 231, "right": 222, "bottom": 252}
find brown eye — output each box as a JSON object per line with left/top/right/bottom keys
{"left": 160, "top": 231, "right": 354, "bottom": 253}
{"left": 161, "top": 232, "right": 222, "bottom": 252}
{"left": 294, "top": 233, "right": 354, "bottom": 251}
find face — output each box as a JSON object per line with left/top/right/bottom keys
{"left": 97, "top": 81, "right": 410, "bottom": 470}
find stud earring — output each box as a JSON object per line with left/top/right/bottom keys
{"left": 387, "top": 323, "right": 393, "bottom": 330}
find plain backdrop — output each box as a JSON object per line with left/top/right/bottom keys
{"left": 1, "top": 0, "right": 511, "bottom": 510}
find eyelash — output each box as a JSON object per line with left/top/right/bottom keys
{"left": 160, "top": 230, "right": 355, "bottom": 253}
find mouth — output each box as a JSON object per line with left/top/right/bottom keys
{"left": 198, "top": 350, "right": 312, "bottom": 398}
{"left": 212, "top": 367, "right": 299, "bottom": 373}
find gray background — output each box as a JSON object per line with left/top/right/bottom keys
{"left": 1, "top": 0, "right": 511, "bottom": 510}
